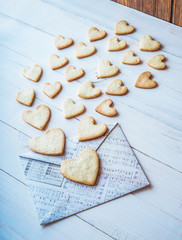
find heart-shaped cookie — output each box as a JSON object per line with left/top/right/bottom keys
{"left": 78, "top": 80, "right": 101, "bottom": 99}
{"left": 42, "top": 81, "right": 62, "bottom": 98}
{"left": 88, "top": 27, "right": 107, "bottom": 42}
{"left": 135, "top": 71, "right": 157, "bottom": 89}
{"left": 61, "top": 148, "right": 99, "bottom": 185}
{"left": 108, "top": 37, "right": 127, "bottom": 51}
{"left": 75, "top": 42, "right": 96, "bottom": 59}
{"left": 54, "top": 35, "right": 73, "bottom": 49}
{"left": 49, "top": 54, "right": 68, "bottom": 70}
{"left": 105, "top": 79, "right": 128, "bottom": 95}
{"left": 97, "top": 60, "right": 119, "bottom": 78}
{"left": 115, "top": 20, "right": 135, "bottom": 35}
{"left": 65, "top": 65, "right": 85, "bottom": 82}
{"left": 63, "top": 98, "right": 85, "bottom": 119}
{"left": 29, "top": 128, "right": 65, "bottom": 155}
{"left": 22, "top": 64, "right": 42, "bottom": 82}
{"left": 122, "top": 50, "right": 140, "bottom": 65}
{"left": 78, "top": 116, "right": 107, "bottom": 141}
{"left": 147, "top": 54, "right": 166, "bottom": 70}
{"left": 16, "top": 88, "right": 35, "bottom": 106}
{"left": 95, "top": 99, "right": 117, "bottom": 117}
{"left": 22, "top": 104, "right": 51, "bottom": 130}
{"left": 139, "top": 35, "right": 161, "bottom": 51}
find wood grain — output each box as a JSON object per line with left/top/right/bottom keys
{"left": 172, "top": 0, "right": 182, "bottom": 26}
{"left": 116, "top": 0, "right": 182, "bottom": 26}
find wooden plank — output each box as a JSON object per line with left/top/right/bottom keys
{"left": 117, "top": 0, "right": 172, "bottom": 22}
{"left": 1, "top": 121, "right": 182, "bottom": 223}
{"left": 0, "top": 170, "right": 113, "bottom": 240}
{"left": 172, "top": 0, "right": 182, "bottom": 27}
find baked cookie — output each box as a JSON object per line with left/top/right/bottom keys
{"left": 22, "top": 64, "right": 42, "bottom": 82}
{"left": 78, "top": 80, "right": 101, "bottom": 99}
{"left": 108, "top": 37, "right": 127, "bottom": 51}
{"left": 54, "top": 35, "right": 73, "bottom": 49}
{"left": 49, "top": 54, "right": 68, "bottom": 70}
{"left": 105, "top": 79, "right": 128, "bottom": 95}
{"left": 135, "top": 71, "right": 157, "bottom": 89}
{"left": 139, "top": 35, "right": 161, "bottom": 51}
{"left": 22, "top": 104, "right": 51, "bottom": 130}
{"left": 97, "top": 60, "right": 119, "bottom": 78}
{"left": 78, "top": 116, "right": 107, "bottom": 141}
{"left": 65, "top": 65, "right": 85, "bottom": 82}
{"left": 147, "top": 54, "right": 166, "bottom": 70}
{"left": 95, "top": 99, "right": 117, "bottom": 117}
{"left": 42, "top": 81, "right": 62, "bottom": 98}
{"left": 16, "top": 88, "right": 35, "bottom": 106}
{"left": 122, "top": 50, "right": 140, "bottom": 65}
{"left": 88, "top": 27, "right": 107, "bottom": 41}
{"left": 115, "top": 20, "right": 135, "bottom": 35}
{"left": 29, "top": 128, "right": 65, "bottom": 155}
{"left": 75, "top": 42, "right": 96, "bottom": 58}
{"left": 63, "top": 98, "right": 85, "bottom": 119}
{"left": 61, "top": 148, "right": 99, "bottom": 186}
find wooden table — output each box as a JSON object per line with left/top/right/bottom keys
{"left": 0, "top": 0, "right": 182, "bottom": 239}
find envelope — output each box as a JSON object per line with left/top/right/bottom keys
{"left": 19, "top": 123, "right": 149, "bottom": 225}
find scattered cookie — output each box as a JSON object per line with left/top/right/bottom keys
{"left": 16, "top": 88, "right": 35, "bottom": 106}
{"left": 65, "top": 65, "right": 85, "bottom": 82}
{"left": 49, "top": 54, "right": 68, "bottom": 70}
{"left": 105, "top": 79, "right": 128, "bottom": 95}
{"left": 61, "top": 148, "right": 99, "bottom": 185}
{"left": 22, "top": 104, "right": 51, "bottom": 130}
{"left": 29, "top": 128, "right": 65, "bottom": 155}
{"left": 147, "top": 54, "right": 166, "bottom": 70}
{"left": 135, "top": 71, "right": 157, "bottom": 89}
{"left": 75, "top": 42, "right": 96, "bottom": 58}
{"left": 108, "top": 37, "right": 127, "bottom": 51}
{"left": 115, "top": 20, "right": 135, "bottom": 35}
{"left": 78, "top": 116, "right": 107, "bottom": 141}
{"left": 22, "top": 64, "right": 42, "bottom": 82}
{"left": 63, "top": 98, "right": 85, "bottom": 119}
{"left": 42, "top": 81, "right": 62, "bottom": 98}
{"left": 122, "top": 50, "right": 140, "bottom": 65}
{"left": 139, "top": 35, "right": 161, "bottom": 51}
{"left": 78, "top": 80, "right": 101, "bottom": 99}
{"left": 88, "top": 27, "right": 107, "bottom": 41}
{"left": 54, "top": 35, "right": 73, "bottom": 49}
{"left": 95, "top": 99, "right": 117, "bottom": 117}
{"left": 97, "top": 60, "right": 119, "bottom": 78}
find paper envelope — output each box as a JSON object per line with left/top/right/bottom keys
{"left": 19, "top": 123, "right": 149, "bottom": 225}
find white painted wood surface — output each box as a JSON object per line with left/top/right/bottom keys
{"left": 0, "top": 0, "right": 182, "bottom": 239}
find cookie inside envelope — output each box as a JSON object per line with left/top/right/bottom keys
{"left": 19, "top": 123, "right": 149, "bottom": 225}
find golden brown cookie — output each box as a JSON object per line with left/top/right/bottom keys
{"left": 61, "top": 148, "right": 99, "bottom": 185}
{"left": 139, "top": 35, "right": 161, "bottom": 51}
{"left": 88, "top": 27, "right": 107, "bottom": 41}
{"left": 54, "top": 35, "right": 73, "bottom": 49}
{"left": 95, "top": 99, "right": 117, "bottom": 117}
{"left": 42, "top": 81, "right": 62, "bottom": 98}
{"left": 65, "top": 65, "right": 85, "bottom": 82}
{"left": 78, "top": 81, "right": 101, "bottom": 99}
{"left": 135, "top": 71, "right": 157, "bottom": 89}
{"left": 78, "top": 116, "right": 107, "bottom": 141}
{"left": 16, "top": 88, "right": 35, "bottom": 106}
{"left": 22, "top": 64, "right": 42, "bottom": 82}
{"left": 147, "top": 54, "right": 166, "bottom": 70}
{"left": 108, "top": 37, "right": 127, "bottom": 51}
{"left": 115, "top": 20, "right": 135, "bottom": 35}
{"left": 105, "top": 79, "right": 128, "bottom": 95}
{"left": 22, "top": 104, "right": 51, "bottom": 130}
{"left": 29, "top": 128, "right": 65, "bottom": 155}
